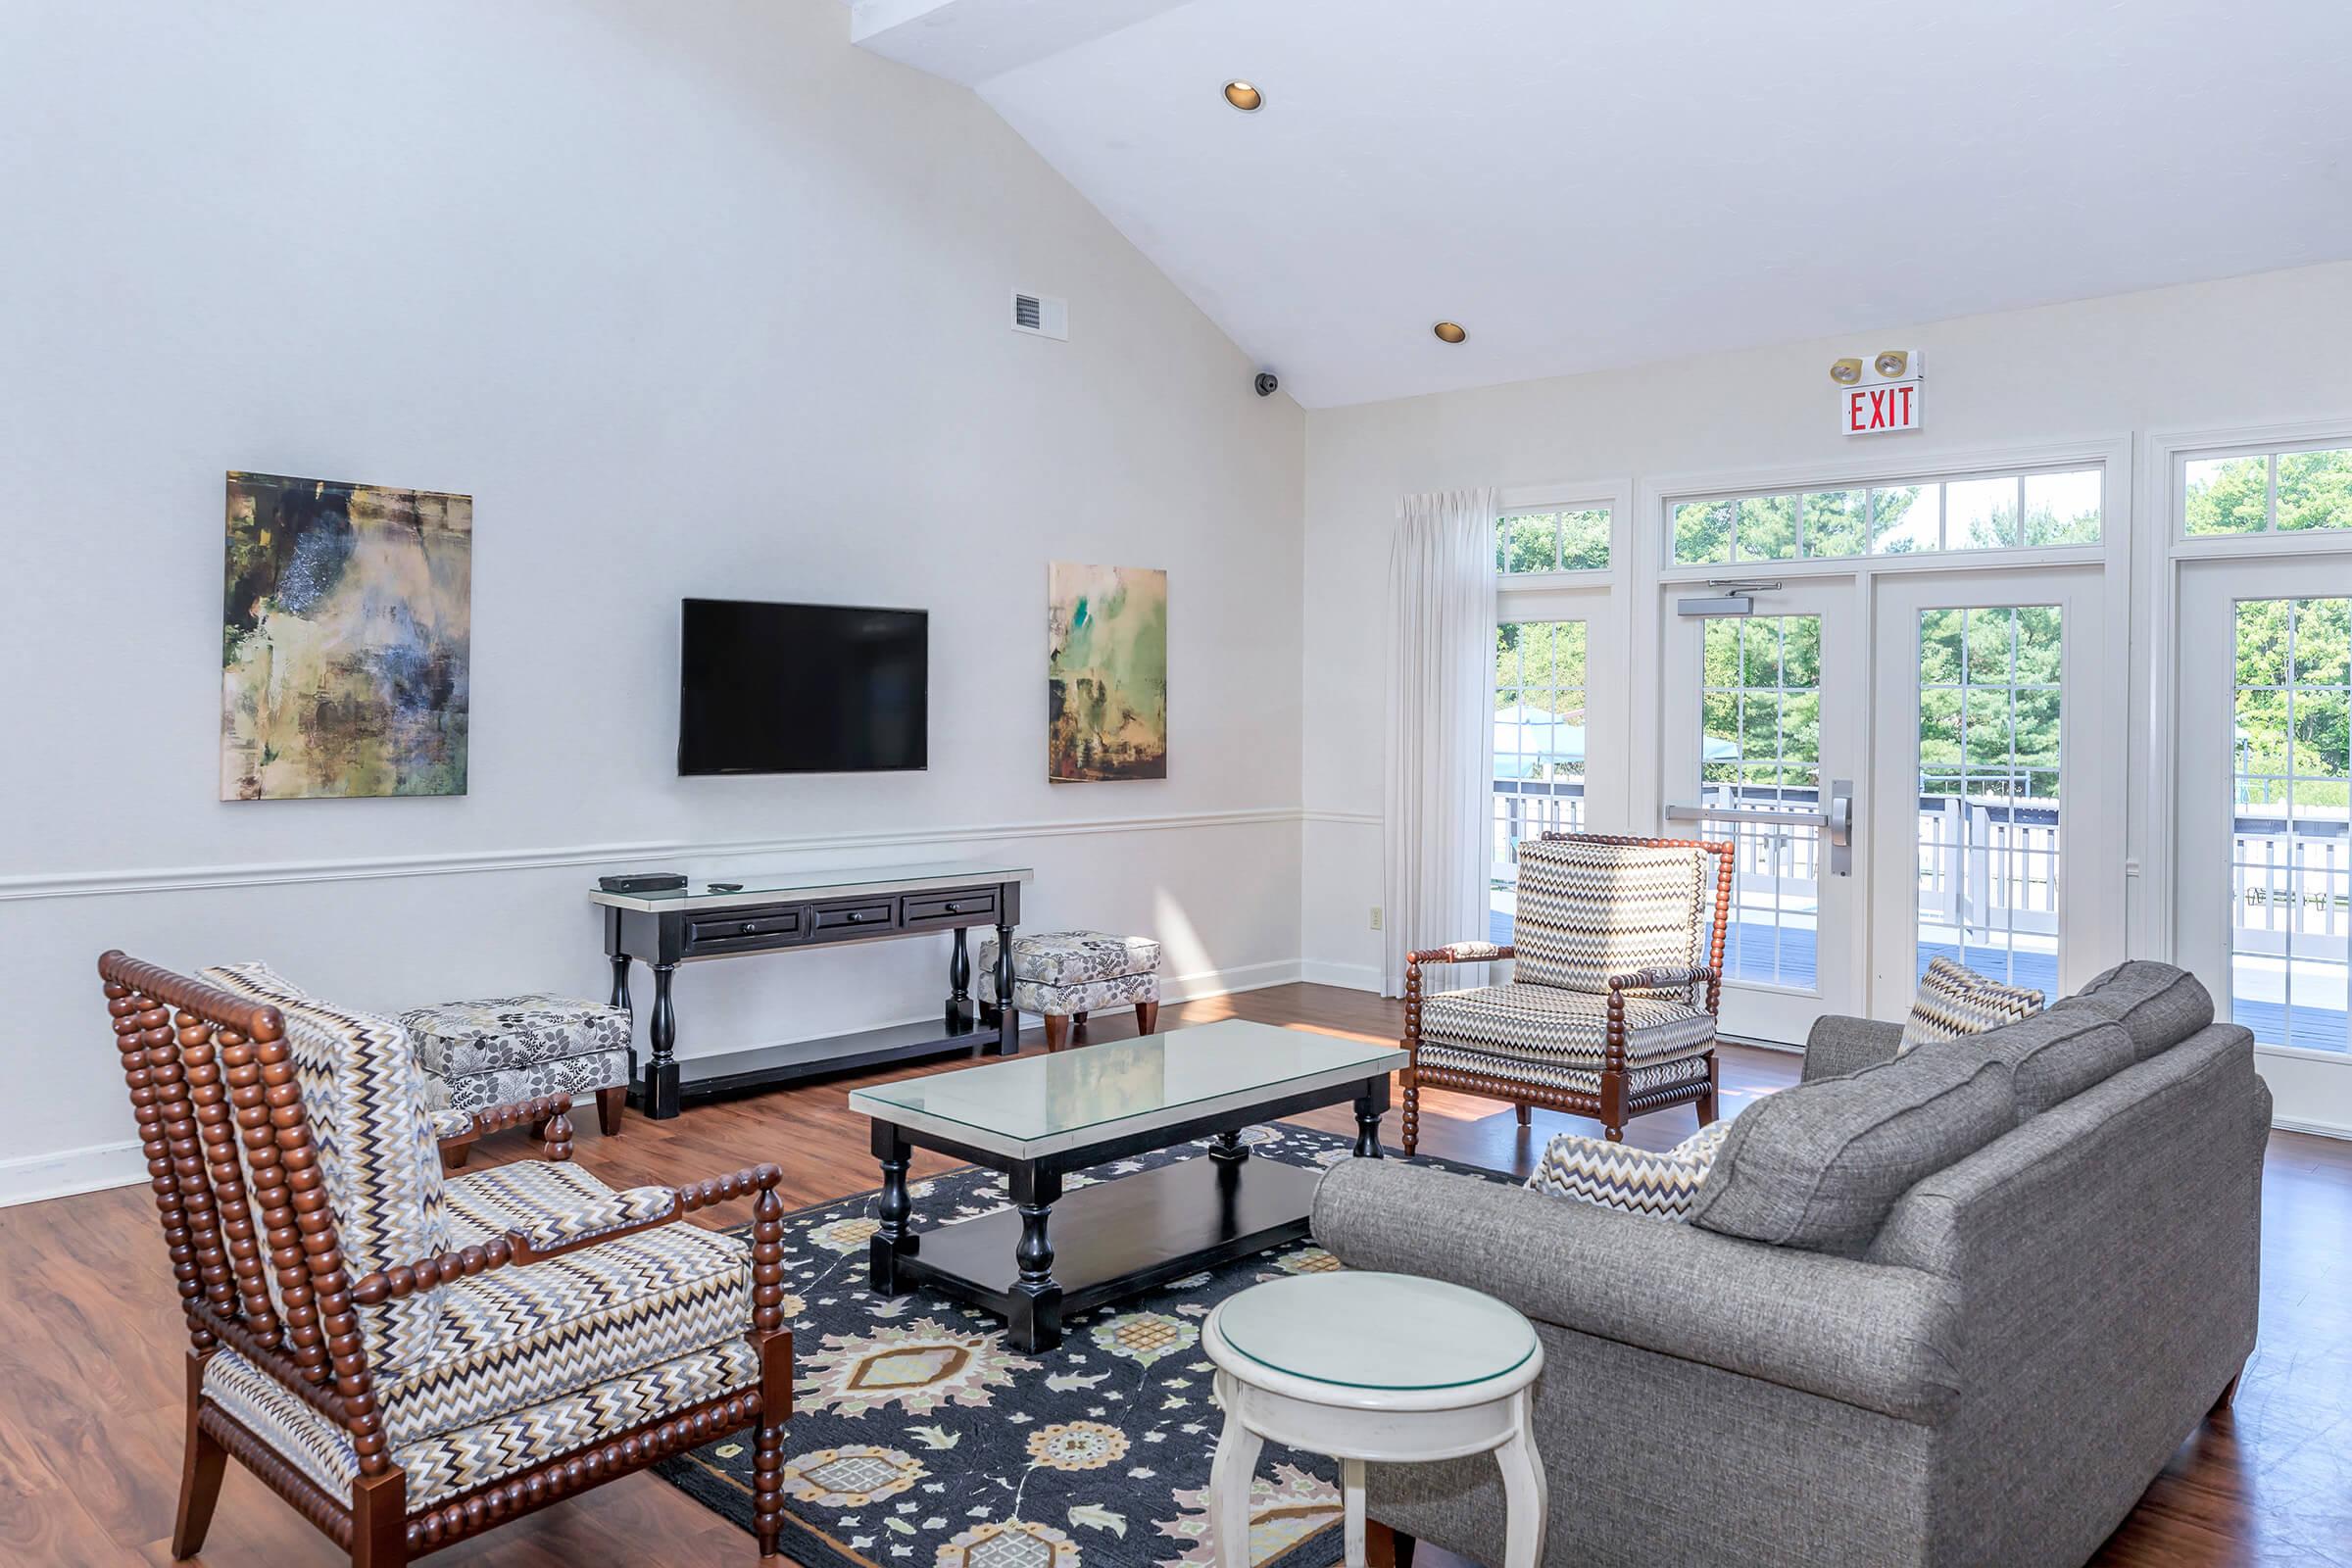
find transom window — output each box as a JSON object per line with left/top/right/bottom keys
{"left": 1669, "top": 466, "right": 2102, "bottom": 566}
{"left": 2185, "top": 445, "right": 2352, "bottom": 538}
{"left": 1498, "top": 506, "right": 1611, "bottom": 573}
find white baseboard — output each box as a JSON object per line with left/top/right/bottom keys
{"left": 0, "top": 1140, "right": 149, "bottom": 1209}
{"left": 1299, "top": 958, "right": 1383, "bottom": 992}
{"left": 2271, "top": 1114, "right": 2352, "bottom": 1142}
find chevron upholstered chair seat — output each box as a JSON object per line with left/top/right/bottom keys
{"left": 1418, "top": 982, "right": 1716, "bottom": 1067}
{"left": 1402, "top": 833, "right": 1736, "bottom": 1150}
{"left": 105, "top": 951, "right": 793, "bottom": 1567}
{"left": 1525, "top": 1116, "right": 1737, "bottom": 1219}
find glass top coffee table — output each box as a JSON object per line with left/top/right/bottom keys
{"left": 849, "top": 1018, "right": 1406, "bottom": 1350}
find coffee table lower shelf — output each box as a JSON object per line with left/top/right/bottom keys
{"left": 873, "top": 1153, "right": 1323, "bottom": 1351}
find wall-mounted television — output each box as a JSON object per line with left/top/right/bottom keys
{"left": 678, "top": 598, "right": 928, "bottom": 775}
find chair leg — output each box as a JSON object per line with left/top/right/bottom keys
{"left": 1073, "top": 1010, "right": 1089, "bottom": 1039}
{"left": 350, "top": 1470, "right": 408, "bottom": 1568}
{"left": 438, "top": 1139, "right": 473, "bottom": 1172}
{"left": 1136, "top": 999, "right": 1160, "bottom": 1034}
{"left": 1043, "top": 1014, "right": 1072, "bottom": 1053}
{"left": 1514, "top": 1102, "right": 1532, "bottom": 1127}
{"left": 755, "top": 1415, "right": 787, "bottom": 1558}
{"left": 172, "top": 1358, "right": 226, "bottom": 1561}
{"left": 596, "top": 1084, "right": 626, "bottom": 1136}
{"left": 1695, "top": 1051, "right": 1720, "bottom": 1126}
{"left": 1400, "top": 1067, "right": 1420, "bottom": 1156}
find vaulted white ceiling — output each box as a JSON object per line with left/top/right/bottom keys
{"left": 854, "top": 0, "right": 2352, "bottom": 408}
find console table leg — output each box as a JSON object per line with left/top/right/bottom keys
{"left": 870, "top": 1124, "right": 918, "bottom": 1294}
{"left": 947, "top": 927, "right": 975, "bottom": 1036}
{"left": 644, "top": 961, "right": 682, "bottom": 1120}
{"left": 992, "top": 923, "right": 1017, "bottom": 1055}
{"left": 1008, "top": 1165, "right": 1064, "bottom": 1350}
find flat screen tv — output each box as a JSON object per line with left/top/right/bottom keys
{"left": 678, "top": 599, "right": 928, "bottom": 775}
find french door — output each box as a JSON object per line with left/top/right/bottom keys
{"left": 1661, "top": 579, "right": 1863, "bottom": 1043}
{"left": 2176, "top": 554, "right": 2352, "bottom": 1127}
{"left": 1659, "top": 566, "right": 2118, "bottom": 1045}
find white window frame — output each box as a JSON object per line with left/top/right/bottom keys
{"left": 2172, "top": 430, "right": 2352, "bottom": 555}
{"left": 1493, "top": 480, "right": 1633, "bottom": 834}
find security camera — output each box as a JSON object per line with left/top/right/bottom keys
{"left": 1253, "top": 371, "right": 1279, "bottom": 398}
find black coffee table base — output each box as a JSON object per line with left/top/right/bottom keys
{"left": 867, "top": 1074, "right": 1390, "bottom": 1351}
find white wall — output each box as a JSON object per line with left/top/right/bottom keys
{"left": 0, "top": 0, "right": 1305, "bottom": 1203}
{"left": 1300, "top": 262, "right": 2352, "bottom": 991}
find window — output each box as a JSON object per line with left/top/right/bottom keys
{"left": 1498, "top": 506, "right": 1610, "bottom": 573}
{"left": 1491, "top": 619, "right": 1588, "bottom": 942}
{"left": 1669, "top": 466, "right": 2102, "bottom": 565}
{"left": 2230, "top": 597, "right": 2352, "bottom": 1051}
{"left": 2185, "top": 445, "right": 2352, "bottom": 537}
{"left": 1698, "top": 615, "right": 1822, "bottom": 987}
{"left": 1916, "top": 607, "right": 2063, "bottom": 992}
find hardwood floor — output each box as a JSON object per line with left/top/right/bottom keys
{"left": 4, "top": 982, "right": 2343, "bottom": 1566}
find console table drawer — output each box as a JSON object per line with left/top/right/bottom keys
{"left": 685, "top": 907, "right": 805, "bottom": 953}
{"left": 814, "top": 900, "right": 897, "bottom": 934}
{"left": 902, "top": 889, "right": 998, "bottom": 928}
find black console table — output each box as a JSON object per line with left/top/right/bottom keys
{"left": 591, "top": 859, "right": 1031, "bottom": 1119}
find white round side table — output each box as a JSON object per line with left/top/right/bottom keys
{"left": 1202, "top": 1271, "right": 1546, "bottom": 1568}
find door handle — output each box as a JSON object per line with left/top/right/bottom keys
{"left": 1665, "top": 778, "right": 1855, "bottom": 877}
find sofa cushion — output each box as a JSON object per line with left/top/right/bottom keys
{"left": 1687, "top": 1044, "right": 2015, "bottom": 1257}
{"left": 1898, "top": 956, "right": 2043, "bottom": 1052}
{"left": 2052, "top": 960, "right": 2215, "bottom": 1059}
{"left": 1964, "top": 1009, "right": 2136, "bottom": 1119}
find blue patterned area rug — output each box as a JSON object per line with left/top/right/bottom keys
{"left": 654, "top": 1123, "right": 1507, "bottom": 1568}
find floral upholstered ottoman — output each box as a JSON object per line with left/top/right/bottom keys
{"left": 398, "top": 993, "right": 631, "bottom": 1161}
{"left": 978, "top": 930, "right": 1161, "bottom": 1052}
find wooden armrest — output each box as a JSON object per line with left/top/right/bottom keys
{"left": 1606, "top": 964, "right": 1720, "bottom": 991}
{"left": 1408, "top": 944, "right": 1515, "bottom": 966}
{"left": 354, "top": 1162, "right": 789, "bottom": 1301}
{"left": 436, "top": 1093, "right": 576, "bottom": 1165}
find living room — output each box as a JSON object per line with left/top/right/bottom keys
{"left": 4, "top": 2, "right": 2349, "bottom": 1565}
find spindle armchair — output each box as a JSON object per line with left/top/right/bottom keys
{"left": 1401, "top": 832, "right": 1736, "bottom": 1149}
{"left": 100, "top": 951, "right": 792, "bottom": 1567}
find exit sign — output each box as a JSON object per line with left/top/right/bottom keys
{"left": 1838, "top": 349, "right": 1924, "bottom": 436}
{"left": 1843, "top": 379, "right": 1921, "bottom": 436}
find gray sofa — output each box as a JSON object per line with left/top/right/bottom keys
{"left": 1312, "top": 961, "right": 2269, "bottom": 1568}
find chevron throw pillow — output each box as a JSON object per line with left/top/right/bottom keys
{"left": 1898, "top": 956, "right": 2043, "bottom": 1054}
{"left": 1525, "top": 1117, "right": 1734, "bottom": 1220}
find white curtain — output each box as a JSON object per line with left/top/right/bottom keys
{"left": 1383, "top": 488, "right": 1498, "bottom": 996}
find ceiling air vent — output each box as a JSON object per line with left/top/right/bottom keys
{"left": 1010, "top": 290, "right": 1068, "bottom": 341}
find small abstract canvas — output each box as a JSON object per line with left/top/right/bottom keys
{"left": 1048, "top": 562, "right": 1168, "bottom": 781}
{"left": 220, "top": 471, "right": 472, "bottom": 801}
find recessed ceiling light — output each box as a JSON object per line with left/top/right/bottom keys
{"left": 1433, "top": 321, "right": 1467, "bottom": 344}
{"left": 1223, "top": 80, "right": 1263, "bottom": 112}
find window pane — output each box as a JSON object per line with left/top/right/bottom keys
{"left": 1493, "top": 618, "right": 1590, "bottom": 946}
{"left": 1870, "top": 485, "right": 1941, "bottom": 553}
{"left": 1501, "top": 513, "right": 1558, "bottom": 572}
{"left": 1675, "top": 501, "right": 1733, "bottom": 564}
{"left": 1802, "top": 490, "right": 1867, "bottom": 559}
{"left": 2186, "top": 455, "right": 2269, "bottom": 535}
{"left": 1919, "top": 605, "right": 2062, "bottom": 994}
{"left": 1699, "top": 613, "right": 1822, "bottom": 990}
{"left": 2024, "top": 469, "right": 2101, "bottom": 546}
{"left": 1735, "top": 494, "right": 1798, "bottom": 562}
{"left": 1947, "top": 477, "right": 2020, "bottom": 549}
{"left": 1558, "top": 508, "right": 1611, "bottom": 569}
{"left": 2277, "top": 449, "right": 2352, "bottom": 533}
{"left": 2232, "top": 595, "right": 2352, "bottom": 1053}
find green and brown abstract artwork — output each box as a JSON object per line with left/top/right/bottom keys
{"left": 1047, "top": 562, "right": 1167, "bottom": 781}
{"left": 220, "top": 471, "right": 472, "bottom": 801}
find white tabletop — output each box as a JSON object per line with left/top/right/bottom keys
{"left": 849, "top": 1018, "right": 1404, "bottom": 1159}
{"left": 589, "top": 858, "right": 1033, "bottom": 912}
{"left": 1213, "top": 1272, "right": 1538, "bottom": 1392}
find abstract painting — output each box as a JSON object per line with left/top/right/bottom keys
{"left": 1047, "top": 562, "right": 1167, "bottom": 781}
{"left": 220, "top": 471, "right": 471, "bottom": 801}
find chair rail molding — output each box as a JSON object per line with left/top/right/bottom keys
{"left": 0, "top": 807, "right": 1307, "bottom": 903}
